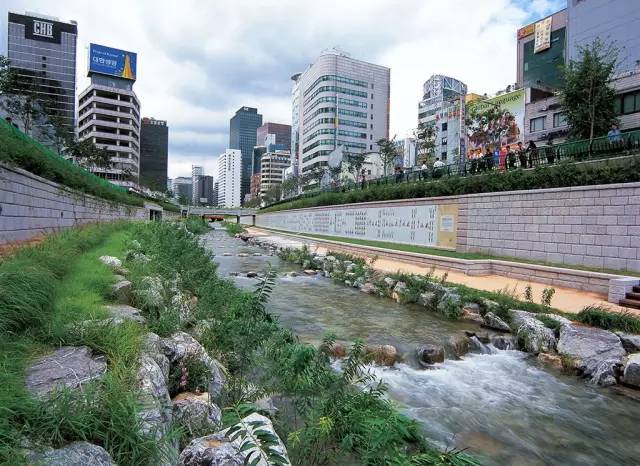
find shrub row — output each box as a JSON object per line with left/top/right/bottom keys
{"left": 262, "top": 156, "right": 640, "bottom": 213}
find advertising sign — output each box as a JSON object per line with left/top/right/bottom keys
{"left": 9, "top": 13, "right": 77, "bottom": 44}
{"left": 88, "top": 43, "right": 137, "bottom": 81}
{"left": 534, "top": 16, "right": 553, "bottom": 53}
{"left": 517, "top": 23, "right": 535, "bottom": 39}
{"left": 466, "top": 89, "right": 525, "bottom": 157}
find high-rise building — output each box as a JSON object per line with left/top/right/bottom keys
{"left": 516, "top": 9, "right": 567, "bottom": 91}
{"left": 252, "top": 145, "right": 267, "bottom": 176}
{"left": 78, "top": 43, "right": 140, "bottom": 187}
{"left": 172, "top": 177, "right": 192, "bottom": 203}
{"left": 216, "top": 149, "right": 242, "bottom": 207}
{"left": 5, "top": 12, "right": 77, "bottom": 144}
{"left": 567, "top": 0, "right": 640, "bottom": 74}
{"left": 292, "top": 50, "right": 390, "bottom": 178}
{"left": 212, "top": 180, "right": 219, "bottom": 207}
{"left": 191, "top": 165, "right": 203, "bottom": 205}
{"left": 229, "top": 106, "right": 263, "bottom": 203}
{"left": 256, "top": 122, "right": 291, "bottom": 151}
{"left": 260, "top": 151, "right": 290, "bottom": 197}
{"left": 418, "top": 75, "right": 467, "bottom": 165}
{"left": 139, "top": 117, "right": 168, "bottom": 192}
{"left": 396, "top": 137, "right": 418, "bottom": 169}
{"left": 193, "top": 174, "right": 214, "bottom": 205}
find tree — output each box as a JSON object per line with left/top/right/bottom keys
{"left": 414, "top": 122, "right": 436, "bottom": 164}
{"left": 344, "top": 151, "right": 366, "bottom": 177}
{"left": 0, "top": 55, "right": 50, "bottom": 135}
{"left": 281, "top": 175, "right": 300, "bottom": 199}
{"left": 261, "top": 184, "right": 282, "bottom": 205}
{"left": 559, "top": 38, "right": 618, "bottom": 141}
{"left": 376, "top": 137, "right": 399, "bottom": 176}
{"left": 65, "top": 138, "right": 112, "bottom": 169}
{"left": 301, "top": 165, "right": 326, "bottom": 189}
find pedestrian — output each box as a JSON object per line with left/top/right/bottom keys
{"left": 546, "top": 136, "right": 555, "bottom": 164}
{"left": 607, "top": 123, "right": 622, "bottom": 143}
{"left": 527, "top": 140, "right": 537, "bottom": 167}
{"left": 420, "top": 161, "right": 428, "bottom": 180}
{"left": 516, "top": 141, "right": 527, "bottom": 168}
{"left": 499, "top": 145, "right": 507, "bottom": 171}
{"left": 484, "top": 148, "right": 494, "bottom": 171}
{"left": 506, "top": 145, "right": 517, "bottom": 169}
{"left": 432, "top": 157, "right": 444, "bottom": 179}
{"left": 360, "top": 168, "right": 366, "bottom": 190}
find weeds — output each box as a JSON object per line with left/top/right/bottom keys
{"left": 223, "top": 221, "right": 246, "bottom": 236}
{"left": 184, "top": 217, "right": 209, "bottom": 235}
{"left": 575, "top": 305, "right": 640, "bottom": 333}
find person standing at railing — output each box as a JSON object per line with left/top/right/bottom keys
{"left": 607, "top": 124, "right": 622, "bottom": 143}
{"left": 546, "top": 136, "right": 556, "bottom": 164}
{"left": 484, "top": 148, "right": 494, "bottom": 171}
{"left": 506, "top": 145, "right": 517, "bottom": 169}
{"left": 526, "top": 140, "right": 537, "bottom": 167}
{"left": 432, "top": 157, "right": 445, "bottom": 179}
{"left": 516, "top": 141, "right": 527, "bottom": 168}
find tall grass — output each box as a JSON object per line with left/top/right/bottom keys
{"left": 0, "top": 222, "right": 174, "bottom": 465}
{"left": 575, "top": 305, "right": 640, "bottom": 333}
{"left": 223, "top": 221, "right": 246, "bottom": 236}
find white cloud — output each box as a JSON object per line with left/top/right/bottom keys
{"left": 1, "top": 0, "right": 563, "bottom": 178}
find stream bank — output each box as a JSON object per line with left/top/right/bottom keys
{"left": 211, "top": 226, "right": 640, "bottom": 465}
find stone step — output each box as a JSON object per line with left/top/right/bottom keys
{"left": 626, "top": 292, "right": 640, "bottom": 300}
{"left": 633, "top": 285, "right": 640, "bottom": 293}
{"left": 619, "top": 298, "right": 640, "bottom": 310}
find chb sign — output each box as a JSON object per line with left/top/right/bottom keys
{"left": 33, "top": 20, "right": 53, "bottom": 39}
{"left": 9, "top": 13, "right": 77, "bottom": 44}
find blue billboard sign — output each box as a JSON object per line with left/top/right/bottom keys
{"left": 88, "top": 43, "right": 137, "bottom": 81}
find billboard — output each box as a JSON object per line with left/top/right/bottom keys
{"left": 534, "top": 16, "right": 553, "bottom": 53}
{"left": 88, "top": 43, "right": 137, "bottom": 81}
{"left": 466, "top": 89, "right": 525, "bottom": 157}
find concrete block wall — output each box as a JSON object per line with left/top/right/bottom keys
{"left": 0, "top": 163, "right": 154, "bottom": 245}
{"left": 458, "top": 182, "right": 640, "bottom": 273}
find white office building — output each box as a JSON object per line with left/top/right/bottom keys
{"left": 216, "top": 149, "right": 242, "bottom": 207}
{"left": 259, "top": 151, "right": 290, "bottom": 196}
{"left": 291, "top": 49, "right": 390, "bottom": 178}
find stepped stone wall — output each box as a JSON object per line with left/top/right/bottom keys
{"left": 0, "top": 162, "right": 172, "bottom": 245}
{"left": 255, "top": 182, "right": 640, "bottom": 273}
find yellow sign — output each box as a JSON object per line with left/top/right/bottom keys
{"left": 518, "top": 23, "right": 535, "bottom": 39}
{"left": 534, "top": 16, "right": 553, "bottom": 53}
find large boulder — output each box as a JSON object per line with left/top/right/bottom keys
{"left": 137, "top": 275, "right": 166, "bottom": 309}
{"left": 447, "top": 334, "right": 470, "bottom": 358}
{"left": 482, "top": 312, "right": 511, "bottom": 332}
{"left": 24, "top": 441, "right": 115, "bottom": 466}
{"left": 364, "top": 344, "right": 398, "bottom": 366}
{"left": 112, "top": 280, "right": 132, "bottom": 304}
{"left": 509, "top": 310, "right": 557, "bottom": 354}
{"left": 383, "top": 277, "right": 397, "bottom": 288}
{"left": 143, "top": 332, "right": 171, "bottom": 380}
{"left": 622, "top": 353, "right": 640, "bottom": 388}
{"left": 179, "top": 413, "right": 290, "bottom": 466}
{"left": 160, "top": 332, "right": 226, "bottom": 400}
{"left": 416, "top": 344, "right": 445, "bottom": 366}
{"left": 104, "top": 304, "right": 146, "bottom": 324}
{"left": 137, "top": 354, "right": 173, "bottom": 442}
{"left": 25, "top": 346, "right": 106, "bottom": 397}
{"left": 557, "top": 324, "right": 626, "bottom": 386}
{"left": 391, "top": 281, "right": 412, "bottom": 304}
{"left": 173, "top": 392, "right": 222, "bottom": 439}
{"left": 490, "top": 335, "right": 516, "bottom": 350}
{"left": 99, "top": 255, "right": 121, "bottom": 269}
{"left": 359, "top": 282, "right": 376, "bottom": 294}
{"left": 616, "top": 332, "right": 640, "bottom": 353}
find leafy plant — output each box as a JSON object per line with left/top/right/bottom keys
{"left": 541, "top": 287, "right": 556, "bottom": 307}
{"left": 523, "top": 285, "right": 533, "bottom": 303}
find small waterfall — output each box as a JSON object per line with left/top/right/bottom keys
{"left": 469, "top": 336, "right": 497, "bottom": 354}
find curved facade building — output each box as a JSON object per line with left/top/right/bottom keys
{"left": 292, "top": 50, "right": 390, "bottom": 177}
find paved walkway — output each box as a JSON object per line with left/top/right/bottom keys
{"left": 246, "top": 227, "right": 639, "bottom": 316}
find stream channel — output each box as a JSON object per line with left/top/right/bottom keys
{"left": 204, "top": 228, "right": 640, "bottom": 465}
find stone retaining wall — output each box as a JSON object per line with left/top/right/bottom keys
{"left": 0, "top": 162, "right": 172, "bottom": 245}
{"left": 255, "top": 182, "right": 640, "bottom": 273}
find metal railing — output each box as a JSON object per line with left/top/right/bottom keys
{"left": 268, "top": 130, "right": 640, "bottom": 208}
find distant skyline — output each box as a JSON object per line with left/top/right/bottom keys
{"left": 1, "top": 0, "right": 564, "bottom": 178}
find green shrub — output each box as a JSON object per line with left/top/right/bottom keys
{"left": 575, "top": 305, "right": 640, "bottom": 333}
{"left": 184, "top": 217, "right": 209, "bottom": 235}
{"left": 223, "top": 221, "right": 246, "bottom": 236}
{"left": 262, "top": 156, "right": 640, "bottom": 213}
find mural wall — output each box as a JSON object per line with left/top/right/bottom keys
{"left": 256, "top": 203, "right": 459, "bottom": 250}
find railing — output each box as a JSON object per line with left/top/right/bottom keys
{"left": 268, "top": 130, "right": 640, "bottom": 208}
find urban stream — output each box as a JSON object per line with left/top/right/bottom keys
{"left": 204, "top": 228, "right": 640, "bottom": 465}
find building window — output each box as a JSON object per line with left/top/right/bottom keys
{"left": 441, "top": 152, "right": 447, "bottom": 161}
{"left": 371, "top": 84, "right": 374, "bottom": 89}
{"left": 441, "top": 137, "right": 448, "bottom": 145}
{"left": 530, "top": 116, "right": 546, "bottom": 132}
{"left": 371, "top": 114, "right": 373, "bottom": 120}
{"left": 370, "top": 144, "right": 373, "bottom": 150}
{"left": 614, "top": 91, "right": 640, "bottom": 115}
{"left": 553, "top": 112, "right": 567, "bottom": 128}
{"left": 441, "top": 122, "right": 448, "bottom": 131}
{"left": 371, "top": 93, "right": 374, "bottom": 99}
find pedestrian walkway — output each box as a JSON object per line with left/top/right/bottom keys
{"left": 246, "top": 227, "right": 638, "bottom": 316}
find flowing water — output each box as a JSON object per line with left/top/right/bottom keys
{"left": 204, "top": 228, "right": 640, "bottom": 465}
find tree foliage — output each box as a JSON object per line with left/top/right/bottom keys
{"left": 414, "top": 122, "right": 436, "bottom": 164}
{"left": 465, "top": 103, "right": 509, "bottom": 153}
{"left": 376, "top": 137, "right": 399, "bottom": 176}
{"left": 559, "top": 39, "right": 618, "bottom": 140}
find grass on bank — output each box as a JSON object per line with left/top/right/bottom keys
{"left": 0, "top": 118, "right": 179, "bottom": 213}
{"left": 256, "top": 227, "right": 636, "bottom": 276}
{"left": 0, "top": 222, "right": 171, "bottom": 465}
{"left": 223, "top": 221, "right": 246, "bottom": 236}
{"left": 262, "top": 156, "right": 640, "bottom": 213}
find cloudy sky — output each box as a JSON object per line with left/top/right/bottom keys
{"left": 2, "top": 0, "right": 563, "bottom": 178}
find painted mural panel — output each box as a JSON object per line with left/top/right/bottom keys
{"left": 257, "top": 204, "right": 458, "bottom": 250}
